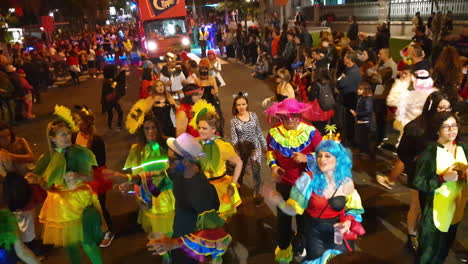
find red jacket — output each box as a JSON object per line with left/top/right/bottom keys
{"left": 272, "top": 36, "right": 280, "bottom": 57}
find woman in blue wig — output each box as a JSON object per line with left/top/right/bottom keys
{"left": 263, "top": 140, "right": 365, "bottom": 264}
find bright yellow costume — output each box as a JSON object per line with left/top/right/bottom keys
{"left": 124, "top": 142, "right": 175, "bottom": 235}
{"left": 34, "top": 145, "right": 105, "bottom": 247}
{"left": 199, "top": 137, "right": 242, "bottom": 219}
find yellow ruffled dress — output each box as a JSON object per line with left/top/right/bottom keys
{"left": 34, "top": 145, "right": 105, "bottom": 247}
{"left": 124, "top": 142, "right": 175, "bottom": 235}
{"left": 199, "top": 138, "right": 242, "bottom": 220}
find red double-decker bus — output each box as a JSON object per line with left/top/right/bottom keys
{"left": 137, "top": 0, "right": 191, "bottom": 59}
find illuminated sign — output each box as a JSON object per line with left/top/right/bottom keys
{"left": 152, "top": 0, "right": 179, "bottom": 16}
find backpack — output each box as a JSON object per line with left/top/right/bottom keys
{"left": 317, "top": 82, "right": 335, "bottom": 111}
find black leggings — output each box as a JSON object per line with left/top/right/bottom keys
{"left": 106, "top": 102, "right": 123, "bottom": 129}
{"left": 98, "top": 193, "right": 113, "bottom": 232}
{"left": 276, "top": 182, "right": 303, "bottom": 250}
{"left": 303, "top": 214, "right": 352, "bottom": 260}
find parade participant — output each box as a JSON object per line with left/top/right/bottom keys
{"left": 230, "top": 92, "right": 267, "bottom": 205}
{"left": 0, "top": 176, "right": 41, "bottom": 264}
{"left": 197, "top": 59, "right": 223, "bottom": 136}
{"left": 114, "top": 113, "right": 175, "bottom": 263}
{"left": 101, "top": 64, "right": 123, "bottom": 131}
{"left": 377, "top": 92, "right": 451, "bottom": 251}
{"left": 149, "top": 80, "right": 177, "bottom": 138}
{"left": 175, "top": 84, "right": 203, "bottom": 137}
{"left": 197, "top": 59, "right": 219, "bottom": 100}
{"left": 263, "top": 140, "right": 365, "bottom": 263}
{"left": 207, "top": 50, "right": 226, "bottom": 87}
{"left": 25, "top": 105, "right": 104, "bottom": 264}
{"left": 140, "top": 67, "right": 155, "bottom": 99}
{"left": 71, "top": 106, "right": 114, "bottom": 248}
{"left": 264, "top": 98, "right": 322, "bottom": 263}
{"left": 160, "top": 52, "right": 186, "bottom": 100}
{"left": 262, "top": 68, "right": 295, "bottom": 107}
{"left": 191, "top": 101, "right": 243, "bottom": 219}
{"left": 147, "top": 133, "right": 231, "bottom": 264}
{"left": 386, "top": 69, "right": 437, "bottom": 141}
{"left": 413, "top": 111, "right": 467, "bottom": 264}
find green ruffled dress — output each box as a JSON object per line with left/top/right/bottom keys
{"left": 413, "top": 142, "right": 468, "bottom": 264}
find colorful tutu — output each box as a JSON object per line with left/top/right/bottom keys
{"left": 209, "top": 175, "right": 242, "bottom": 220}
{"left": 180, "top": 227, "right": 232, "bottom": 262}
{"left": 39, "top": 185, "right": 104, "bottom": 247}
{"left": 138, "top": 189, "right": 175, "bottom": 234}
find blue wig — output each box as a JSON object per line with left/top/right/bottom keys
{"left": 309, "top": 140, "right": 353, "bottom": 195}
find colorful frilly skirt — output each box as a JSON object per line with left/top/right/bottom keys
{"left": 209, "top": 175, "right": 242, "bottom": 220}
{"left": 39, "top": 185, "right": 105, "bottom": 247}
{"left": 137, "top": 189, "right": 175, "bottom": 235}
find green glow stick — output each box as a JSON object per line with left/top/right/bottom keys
{"left": 123, "top": 158, "right": 169, "bottom": 170}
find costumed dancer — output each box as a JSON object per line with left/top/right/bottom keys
{"left": 263, "top": 139, "right": 366, "bottom": 264}
{"left": 230, "top": 92, "right": 267, "bottom": 206}
{"left": 148, "top": 80, "right": 177, "bottom": 138}
{"left": 265, "top": 98, "right": 322, "bottom": 263}
{"left": 160, "top": 52, "right": 186, "bottom": 101}
{"left": 71, "top": 106, "right": 115, "bottom": 248}
{"left": 191, "top": 100, "right": 243, "bottom": 220}
{"left": 101, "top": 64, "right": 124, "bottom": 131}
{"left": 377, "top": 92, "right": 451, "bottom": 252}
{"left": 175, "top": 84, "right": 203, "bottom": 137}
{"left": 115, "top": 111, "right": 175, "bottom": 263}
{"left": 262, "top": 68, "right": 295, "bottom": 107}
{"left": 413, "top": 111, "right": 467, "bottom": 264}
{"left": 147, "top": 133, "right": 231, "bottom": 264}
{"left": 25, "top": 105, "right": 105, "bottom": 264}
{"left": 207, "top": 50, "right": 226, "bottom": 87}
{"left": 0, "top": 176, "right": 41, "bottom": 264}
{"left": 198, "top": 58, "right": 224, "bottom": 137}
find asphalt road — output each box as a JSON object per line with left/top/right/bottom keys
{"left": 13, "top": 56, "right": 467, "bottom": 264}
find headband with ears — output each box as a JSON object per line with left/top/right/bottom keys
{"left": 232, "top": 92, "right": 248, "bottom": 99}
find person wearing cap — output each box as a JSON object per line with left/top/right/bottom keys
{"left": 264, "top": 98, "right": 322, "bottom": 263}
{"left": 175, "top": 84, "right": 203, "bottom": 137}
{"left": 148, "top": 133, "right": 232, "bottom": 264}
{"left": 147, "top": 133, "right": 231, "bottom": 264}
{"left": 160, "top": 52, "right": 186, "bottom": 101}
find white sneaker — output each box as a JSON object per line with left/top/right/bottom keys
{"left": 99, "top": 231, "right": 115, "bottom": 248}
{"left": 376, "top": 174, "right": 395, "bottom": 190}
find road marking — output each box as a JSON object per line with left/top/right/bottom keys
{"left": 377, "top": 216, "right": 407, "bottom": 242}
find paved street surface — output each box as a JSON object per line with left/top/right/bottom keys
{"left": 14, "top": 57, "right": 467, "bottom": 264}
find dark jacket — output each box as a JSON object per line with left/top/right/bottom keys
{"left": 302, "top": 30, "right": 313, "bottom": 48}
{"left": 338, "top": 65, "right": 362, "bottom": 95}
{"left": 355, "top": 95, "right": 373, "bottom": 122}
{"left": 347, "top": 23, "right": 359, "bottom": 41}
{"left": 71, "top": 133, "right": 106, "bottom": 167}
